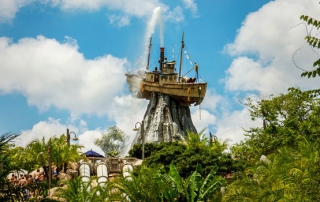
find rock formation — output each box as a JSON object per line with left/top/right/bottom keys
{"left": 133, "top": 92, "right": 197, "bottom": 145}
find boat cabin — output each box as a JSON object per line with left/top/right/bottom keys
{"left": 145, "top": 60, "right": 178, "bottom": 85}
{"left": 162, "top": 61, "right": 175, "bottom": 74}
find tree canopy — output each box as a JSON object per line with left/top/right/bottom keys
{"left": 129, "top": 131, "right": 241, "bottom": 178}
{"left": 232, "top": 87, "right": 320, "bottom": 162}
{"left": 94, "top": 126, "right": 127, "bottom": 157}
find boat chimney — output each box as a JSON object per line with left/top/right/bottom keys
{"left": 160, "top": 47, "right": 165, "bottom": 71}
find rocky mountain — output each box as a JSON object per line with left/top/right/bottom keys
{"left": 132, "top": 92, "right": 197, "bottom": 145}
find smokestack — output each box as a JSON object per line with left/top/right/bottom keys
{"left": 160, "top": 47, "right": 165, "bottom": 71}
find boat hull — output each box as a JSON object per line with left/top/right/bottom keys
{"left": 126, "top": 73, "right": 207, "bottom": 106}
{"left": 142, "top": 81, "right": 207, "bottom": 106}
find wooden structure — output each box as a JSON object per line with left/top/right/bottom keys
{"left": 125, "top": 33, "right": 207, "bottom": 106}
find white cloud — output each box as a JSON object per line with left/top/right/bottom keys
{"left": 57, "top": 0, "right": 168, "bottom": 17}
{"left": 0, "top": 0, "right": 34, "bottom": 23}
{"left": 0, "top": 35, "right": 128, "bottom": 115}
{"left": 108, "top": 95, "right": 147, "bottom": 156}
{"left": 181, "top": 0, "right": 198, "bottom": 17}
{"left": 224, "top": 57, "right": 288, "bottom": 94}
{"left": 0, "top": 0, "right": 188, "bottom": 26}
{"left": 200, "top": 89, "right": 223, "bottom": 112}
{"left": 17, "top": 118, "right": 70, "bottom": 146}
{"left": 17, "top": 118, "right": 105, "bottom": 155}
{"left": 79, "top": 130, "right": 104, "bottom": 155}
{"left": 165, "top": 6, "right": 184, "bottom": 23}
{"left": 190, "top": 88, "right": 221, "bottom": 134}
{"left": 224, "top": 0, "right": 320, "bottom": 94}
{"left": 0, "top": 34, "right": 145, "bottom": 154}
{"left": 16, "top": 93, "right": 147, "bottom": 157}
{"left": 192, "top": 109, "right": 216, "bottom": 133}
{"left": 216, "top": 0, "right": 320, "bottom": 146}
{"left": 215, "top": 108, "right": 261, "bottom": 144}
{"left": 108, "top": 14, "right": 130, "bottom": 27}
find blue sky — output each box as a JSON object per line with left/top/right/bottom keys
{"left": 0, "top": 0, "right": 319, "bottom": 155}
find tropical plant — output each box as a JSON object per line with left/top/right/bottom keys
{"left": 112, "top": 163, "right": 225, "bottom": 202}
{"left": 25, "top": 135, "right": 84, "bottom": 177}
{"left": 161, "top": 163, "right": 226, "bottom": 202}
{"left": 0, "top": 132, "right": 20, "bottom": 201}
{"left": 112, "top": 166, "right": 164, "bottom": 201}
{"left": 57, "top": 177, "right": 110, "bottom": 202}
{"left": 94, "top": 126, "right": 127, "bottom": 157}
{"left": 50, "top": 135, "right": 84, "bottom": 172}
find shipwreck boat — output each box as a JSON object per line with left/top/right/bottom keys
{"left": 125, "top": 33, "right": 207, "bottom": 106}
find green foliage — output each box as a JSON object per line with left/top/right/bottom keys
{"left": 57, "top": 177, "right": 111, "bottom": 202}
{"left": 112, "top": 166, "right": 164, "bottom": 201}
{"left": 0, "top": 132, "right": 21, "bottom": 200}
{"left": 129, "top": 131, "right": 240, "bottom": 179}
{"left": 225, "top": 88, "right": 320, "bottom": 201}
{"left": 235, "top": 87, "right": 320, "bottom": 162}
{"left": 24, "top": 135, "right": 84, "bottom": 173}
{"left": 129, "top": 141, "right": 185, "bottom": 160}
{"left": 94, "top": 126, "right": 127, "bottom": 156}
{"left": 299, "top": 15, "right": 320, "bottom": 78}
{"left": 112, "top": 164, "right": 225, "bottom": 202}
{"left": 223, "top": 138, "right": 320, "bottom": 201}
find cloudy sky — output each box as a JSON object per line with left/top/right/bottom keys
{"left": 0, "top": 0, "right": 319, "bottom": 155}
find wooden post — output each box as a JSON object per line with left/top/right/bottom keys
{"left": 141, "top": 121, "right": 145, "bottom": 160}
{"left": 48, "top": 138, "right": 52, "bottom": 189}
{"left": 67, "top": 128, "right": 70, "bottom": 146}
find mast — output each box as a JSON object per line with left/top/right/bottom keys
{"left": 146, "top": 37, "right": 152, "bottom": 70}
{"left": 178, "top": 32, "right": 184, "bottom": 82}
{"left": 160, "top": 47, "right": 165, "bottom": 72}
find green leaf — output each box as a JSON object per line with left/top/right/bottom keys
{"left": 313, "top": 41, "right": 318, "bottom": 47}
{"left": 300, "top": 15, "right": 305, "bottom": 20}
{"left": 317, "top": 68, "right": 320, "bottom": 76}
{"left": 308, "top": 18, "right": 313, "bottom": 25}
{"left": 312, "top": 70, "right": 317, "bottom": 77}
{"left": 313, "top": 59, "right": 320, "bottom": 67}
{"left": 301, "top": 72, "right": 307, "bottom": 77}
{"left": 169, "top": 164, "right": 189, "bottom": 199}
{"left": 308, "top": 71, "right": 312, "bottom": 78}
{"left": 187, "top": 169, "right": 202, "bottom": 202}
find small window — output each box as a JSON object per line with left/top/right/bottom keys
{"left": 151, "top": 75, "right": 153, "bottom": 79}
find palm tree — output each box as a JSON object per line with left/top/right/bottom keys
{"left": 25, "top": 135, "right": 84, "bottom": 176}
{"left": 50, "top": 135, "right": 84, "bottom": 173}
{"left": 25, "top": 137, "right": 50, "bottom": 179}
{"left": 0, "top": 132, "right": 20, "bottom": 201}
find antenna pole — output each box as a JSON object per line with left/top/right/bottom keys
{"left": 146, "top": 37, "right": 152, "bottom": 70}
